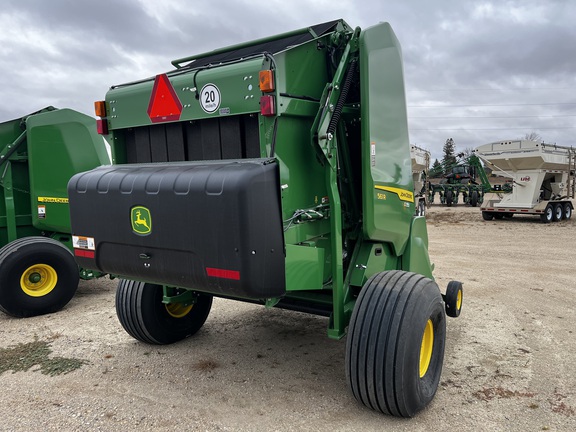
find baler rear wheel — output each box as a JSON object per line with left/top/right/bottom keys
{"left": 115, "top": 279, "right": 212, "bottom": 345}
{"left": 345, "top": 270, "right": 446, "bottom": 417}
{"left": 0, "top": 237, "right": 79, "bottom": 318}
{"left": 540, "top": 204, "right": 553, "bottom": 223}
{"left": 553, "top": 203, "right": 563, "bottom": 222}
{"left": 563, "top": 203, "right": 572, "bottom": 220}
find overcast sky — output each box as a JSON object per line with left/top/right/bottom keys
{"left": 1, "top": 0, "right": 574, "bottom": 160}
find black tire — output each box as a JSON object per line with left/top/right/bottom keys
{"left": 504, "top": 213, "right": 514, "bottom": 218}
{"left": 470, "top": 191, "right": 479, "bottom": 207}
{"left": 346, "top": 271, "right": 446, "bottom": 417}
{"left": 563, "top": 203, "right": 572, "bottom": 220}
{"left": 445, "top": 190, "right": 453, "bottom": 207}
{"left": 494, "top": 213, "right": 504, "bottom": 220}
{"left": 444, "top": 281, "right": 463, "bottom": 318}
{"left": 115, "top": 279, "right": 213, "bottom": 345}
{"left": 0, "top": 237, "right": 79, "bottom": 318}
{"left": 482, "top": 211, "right": 494, "bottom": 221}
{"left": 540, "top": 204, "right": 553, "bottom": 223}
{"left": 553, "top": 203, "right": 563, "bottom": 222}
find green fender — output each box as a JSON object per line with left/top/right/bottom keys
{"left": 401, "top": 216, "right": 434, "bottom": 279}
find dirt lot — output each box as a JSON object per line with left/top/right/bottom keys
{"left": 1, "top": 205, "right": 575, "bottom": 431}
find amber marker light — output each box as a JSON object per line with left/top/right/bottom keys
{"left": 94, "top": 100, "right": 107, "bottom": 118}
{"left": 259, "top": 70, "right": 275, "bottom": 93}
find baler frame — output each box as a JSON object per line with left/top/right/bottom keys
{"left": 68, "top": 20, "right": 463, "bottom": 417}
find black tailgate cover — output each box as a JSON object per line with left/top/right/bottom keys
{"left": 68, "top": 159, "right": 285, "bottom": 299}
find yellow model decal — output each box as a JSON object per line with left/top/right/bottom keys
{"left": 374, "top": 185, "right": 414, "bottom": 203}
{"left": 38, "top": 196, "right": 69, "bottom": 204}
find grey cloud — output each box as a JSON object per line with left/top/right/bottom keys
{"left": 0, "top": 0, "right": 574, "bottom": 159}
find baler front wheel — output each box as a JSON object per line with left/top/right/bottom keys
{"left": 444, "top": 281, "right": 463, "bottom": 318}
{"left": 345, "top": 270, "right": 446, "bottom": 417}
{"left": 0, "top": 237, "right": 79, "bottom": 318}
{"left": 115, "top": 279, "right": 212, "bottom": 345}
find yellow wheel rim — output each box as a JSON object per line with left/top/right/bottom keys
{"left": 419, "top": 319, "right": 434, "bottom": 378}
{"left": 456, "top": 289, "right": 462, "bottom": 311}
{"left": 165, "top": 303, "right": 193, "bottom": 318}
{"left": 20, "top": 264, "right": 58, "bottom": 297}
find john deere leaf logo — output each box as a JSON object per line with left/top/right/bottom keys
{"left": 131, "top": 206, "right": 152, "bottom": 235}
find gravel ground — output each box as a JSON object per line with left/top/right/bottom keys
{"left": 0, "top": 205, "right": 575, "bottom": 431}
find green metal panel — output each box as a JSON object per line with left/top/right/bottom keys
{"left": 105, "top": 59, "right": 263, "bottom": 130}
{"left": 274, "top": 116, "right": 330, "bottom": 245}
{"left": 359, "top": 23, "right": 414, "bottom": 255}
{"left": 349, "top": 241, "right": 400, "bottom": 287}
{"left": 274, "top": 40, "right": 331, "bottom": 103}
{"left": 27, "top": 109, "right": 110, "bottom": 233}
{"left": 285, "top": 244, "right": 325, "bottom": 290}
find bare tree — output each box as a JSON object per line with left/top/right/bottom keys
{"left": 523, "top": 131, "right": 542, "bottom": 142}
{"left": 460, "top": 147, "right": 474, "bottom": 159}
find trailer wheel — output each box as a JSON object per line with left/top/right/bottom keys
{"left": 115, "top": 279, "right": 212, "bottom": 345}
{"left": 563, "top": 203, "right": 572, "bottom": 220}
{"left": 0, "top": 237, "right": 79, "bottom": 318}
{"left": 444, "top": 281, "right": 463, "bottom": 318}
{"left": 553, "top": 203, "right": 563, "bottom": 222}
{"left": 346, "top": 271, "right": 446, "bottom": 417}
{"left": 494, "top": 213, "right": 504, "bottom": 220}
{"left": 540, "top": 204, "right": 553, "bottom": 223}
{"left": 445, "top": 190, "right": 453, "bottom": 207}
{"left": 482, "top": 211, "right": 493, "bottom": 221}
{"left": 470, "top": 191, "right": 479, "bottom": 207}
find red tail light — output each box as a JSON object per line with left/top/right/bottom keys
{"left": 96, "top": 119, "right": 108, "bottom": 135}
{"left": 260, "top": 95, "right": 275, "bottom": 116}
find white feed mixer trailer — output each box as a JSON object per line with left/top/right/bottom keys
{"left": 411, "top": 145, "right": 430, "bottom": 216}
{"left": 475, "top": 140, "right": 576, "bottom": 223}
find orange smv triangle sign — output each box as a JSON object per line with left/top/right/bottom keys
{"left": 147, "top": 74, "right": 183, "bottom": 123}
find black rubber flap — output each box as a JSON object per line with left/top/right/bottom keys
{"left": 68, "top": 159, "right": 285, "bottom": 299}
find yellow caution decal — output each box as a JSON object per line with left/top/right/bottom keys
{"left": 38, "top": 197, "right": 69, "bottom": 204}
{"left": 374, "top": 185, "right": 414, "bottom": 203}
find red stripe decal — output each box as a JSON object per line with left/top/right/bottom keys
{"left": 74, "top": 249, "right": 95, "bottom": 259}
{"left": 206, "top": 267, "right": 240, "bottom": 280}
